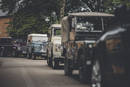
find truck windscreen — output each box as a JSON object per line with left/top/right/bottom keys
{"left": 54, "top": 29, "right": 61, "bottom": 36}
{"left": 75, "top": 17, "right": 103, "bottom": 32}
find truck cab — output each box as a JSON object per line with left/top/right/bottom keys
{"left": 27, "top": 34, "right": 48, "bottom": 59}
{"left": 47, "top": 24, "right": 64, "bottom": 69}
{"left": 61, "top": 12, "right": 114, "bottom": 83}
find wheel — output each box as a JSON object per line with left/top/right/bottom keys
{"left": 47, "top": 57, "right": 52, "bottom": 67}
{"left": 47, "top": 50, "right": 53, "bottom": 67}
{"left": 64, "top": 58, "right": 72, "bottom": 76}
{"left": 52, "top": 59, "right": 59, "bottom": 69}
{"left": 23, "top": 54, "right": 27, "bottom": 58}
{"left": 47, "top": 57, "right": 50, "bottom": 65}
{"left": 27, "top": 53, "right": 32, "bottom": 59}
{"left": 12, "top": 50, "right": 15, "bottom": 57}
{"left": 32, "top": 54, "right": 36, "bottom": 60}
{"left": 91, "top": 60, "right": 102, "bottom": 87}
{"left": 27, "top": 53, "right": 29, "bottom": 58}
{"left": 44, "top": 56, "right": 47, "bottom": 60}
{"left": 47, "top": 51, "right": 50, "bottom": 66}
{"left": 79, "top": 66, "right": 87, "bottom": 83}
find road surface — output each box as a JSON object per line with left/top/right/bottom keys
{"left": 0, "top": 57, "right": 89, "bottom": 87}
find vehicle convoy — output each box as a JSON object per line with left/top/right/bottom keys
{"left": 91, "top": 27, "right": 130, "bottom": 87}
{"left": 47, "top": 24, "right": 64, "bottom": 69}
{"left": 0, "top": 37, "right": 16, "bottom": 57}
{"left": 27, "top": 34, "right": 48, "bottom": 59}
{"left": 61, "top": 12, "right": 114, "bottom": 83}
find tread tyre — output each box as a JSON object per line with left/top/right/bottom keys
{"left": 79, "top": 66, "right": 88, "bottom": 84}
{"left": 64, "top": 58, "right": 72, "bottom": 76}
{"left": 52, "top": 59, "right": 59, "bottom": 69}
{"left": 47, "top": 57, "right": 52, "bottom": 67}
{"left": 32, "top": 54, "right": 36, "bottom": 60}
{"left": 27, "top": 53, "right": 31, "bottom": 59}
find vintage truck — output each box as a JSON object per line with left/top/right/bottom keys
{"left": 47, "top": 24, "right": 64, "bottom": 69}
{"left": 0, "top": 37, "right": 16, "bottom": 57}
{"left": 27, "top": 34, "right": 48, "bottom": 59}
{"left": 61, "top": 12, "right": 114, "bottom": 83}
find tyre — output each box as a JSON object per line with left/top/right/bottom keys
{"left": 48, "top": 50, "right": 53, "bottom": 67}
{"left": 79, "top": 66, "right": 87, "bottom": 83}
{"left": 91, "top": 60, "right": 102, "bottom": 87}
{"left": 47, "top": 51, "right": 50, "bottom": 66}
{"left": 32, "top": 54, "right": 36, "bottom": 60}
{"left": 44, "top": 56, "right": 47, "bottom": 60}
{"left": 27, "top": 53, "right": 29, "bottom": 58}
{"left": 64, "top": 58, "right": 72, "bottom": 76}
{"left": 27, "top": 53, "right": 32, "bottom": 59}
{"left": 52, "top": 59, "right": 59, "bottom": 69}
{"left": 47, "top": 57, "right": 52, "bottom": 67}
{"left": 47, "top": 57, "right": 50, "bottom": 66}
{"left": 12, "top": 50, "right": 16, "bottom": 57}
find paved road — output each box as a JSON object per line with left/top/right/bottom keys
{"left": 0, "top": 57, "right": 89, "bottom": 87}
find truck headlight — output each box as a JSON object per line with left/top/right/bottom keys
{"left": 88, "top": 44, "right": 93, "bottom": 48}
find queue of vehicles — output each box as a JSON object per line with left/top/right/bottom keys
{"left": 0, "top": 11, "right": 129, "bottom": 87}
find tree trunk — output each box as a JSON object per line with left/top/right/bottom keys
{"left": 60, "top": 0, "right": 66, "bottom": 20}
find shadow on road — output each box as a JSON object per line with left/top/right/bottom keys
{"left": 54, "top": 66, "right": 81, "bottom": 83}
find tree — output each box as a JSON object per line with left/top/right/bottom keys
{"left": 1, "top": 0, "right": 130, "bottom": 40}
{"left": 60, "top": 0, "right": 66, "bottom": 19}
{"left": 65, "top": 0, "right": 91, "bottom": 13}
{"left": 0, "top": 0, "right": 61, "bottom": 40}
{"left": 104, "top": 0, "right": 130, "bottom": 13}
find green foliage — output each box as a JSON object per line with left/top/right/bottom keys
{"left": 0, "top": 0, "right": 61, "bottom": 40}
{"left": 65, "top": 0, "right": 130, "bottom": 13}
{"left": 0, "top": 0, "right": 20, "bottom": 14}
{"left": 1, "top": 0, "right": 130, "bottom": 40}
{"left": 7, "top": 13, "right": 50, "bottom": 40}
{"left": 104, "top": 0, "right": 130, "bottom": 13}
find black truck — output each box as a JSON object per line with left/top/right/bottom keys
{"left": 0, "top": 37, "right": 17, "bottom": 57}
{"left": 91, "top": 27, "right": 130, "bottom": 87}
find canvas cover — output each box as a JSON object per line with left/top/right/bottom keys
{"left": 61, "top": 16, "right": 70, "bottom": 43}
{"left": 68, "top": 12, "right": 114, "bottom": 17}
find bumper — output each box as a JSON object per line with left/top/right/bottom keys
{"left": 53, "top": 56, "right": 65, "bottom": 63}
{"left": 33, "top": 52, "right": 47, "bottom": 56}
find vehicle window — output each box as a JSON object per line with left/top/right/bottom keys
{"left": 54, "top": 29, "right": 61, "bottom": 36}
{"left": 34, "top": 44, "right": 42, "bottom": 47}
{"left": 75, "top": 17, "right": 103, "bottom": 32}
{"left": 33, "top": 44, "right": 43, "bottom": 52}
{"left": 106, "top": 39, "right": 121, "bottom": 52}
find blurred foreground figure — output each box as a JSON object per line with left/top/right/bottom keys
{"left": 91, "top": 5, "right": 130, "bottom": 87}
